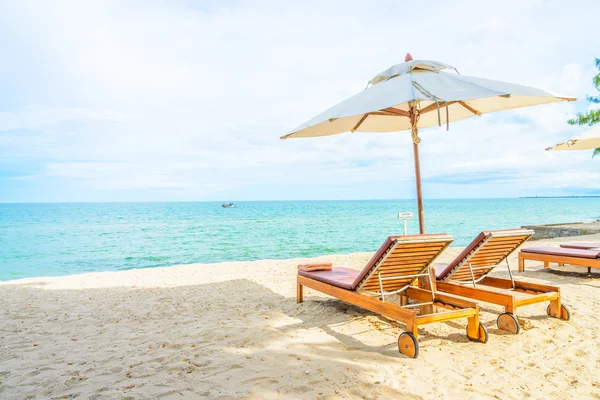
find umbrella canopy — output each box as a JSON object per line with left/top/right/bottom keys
{"left": 281, "top": 55, "right": 576, "bottom": 233}
{"left": 546, "top": 124, "right": 600, "bottom": 151}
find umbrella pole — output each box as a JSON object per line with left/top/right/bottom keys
{"left": 412, "top": 140, "right": 425, "bottom": 234}
{"left": 411, "top": 122, "right": 425, "bottom": 234}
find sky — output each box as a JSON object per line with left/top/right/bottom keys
{"left": 0, "top": 0, "right": 599, "bottom": 203}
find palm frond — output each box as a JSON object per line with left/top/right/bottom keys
{"left": 568, "top": 109, "right": 600, "bottom": 126}
{"left": 568, "top": 58, "right": 600, "bottom": 125}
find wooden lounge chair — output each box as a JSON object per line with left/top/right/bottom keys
{"left": 435, "top": 229, "right": 569, "bottom": 334}
{"left": 519, "top": 245, "right": 600, "bottom": 274}
{"left": 559, "top": 243, "right": 600, "bottom": 273}
{"left": 296, "top": 234, "right": 488, "bottom": 358}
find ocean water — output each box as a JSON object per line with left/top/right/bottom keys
{"left": 1, "top": 199, "right": 599, "bottom": 281}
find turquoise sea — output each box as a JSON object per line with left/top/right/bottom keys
{"left": 1, "top": 199, "right": 599, "bottom": 281}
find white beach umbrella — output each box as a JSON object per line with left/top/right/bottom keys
{"left": 546, "top": 124, "right": 600, "bottom": 151}
{"left": 281, "top": 54, "right": 576, "bottom": 233}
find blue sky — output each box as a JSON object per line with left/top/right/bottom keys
{"left": 0, "top": 0, "right": 599, "bottom": 202}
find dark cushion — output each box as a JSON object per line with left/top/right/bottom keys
{"left": 298, "top": 267, "right": 360, "bottom": 290}
{"left": 521, "top": 246, "right": 600, "bottom": 259}
{"left": 560, "top": 242, "right": 600, "bottom": 250}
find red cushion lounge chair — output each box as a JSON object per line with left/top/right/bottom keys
{"left": 435, "top": 229, "right": 569, "bottom": 334}
{"left": 557, "top": 242, "right": 600, "bottom": 273}
{"left": 520, "top": 245, "right": 600, "bottom": 274}
{"left": 296, "top": 234, "right": 488, "bottom": 358}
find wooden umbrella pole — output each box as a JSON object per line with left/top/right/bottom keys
{"left": 412, "top": 137, "right": 425, "bottom": 234}
{"left": 410, "top": 103, "right": 425, "bottom": 234}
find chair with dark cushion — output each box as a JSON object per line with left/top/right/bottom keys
{"left": 297, "top": 234, "right": 488, "bottom": 358}
{"left": 520, "top": 245, "right": 600, "bottom": 275}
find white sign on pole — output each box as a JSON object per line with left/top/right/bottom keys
{"left": 398, "top": 212, "right": 413, "bottom": 235}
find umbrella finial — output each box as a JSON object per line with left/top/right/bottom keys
{"left": 405, "top": 53, "right": 413, "bottom": 62}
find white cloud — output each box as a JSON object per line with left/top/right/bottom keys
{"left": 0, "top": 105, "right": 127, "bottom": 131}
{"left": 0, "top": 0, "right": 599, "bottom": 201}
{"left": 6, "top": 174, "right": 37, "bottom": 181}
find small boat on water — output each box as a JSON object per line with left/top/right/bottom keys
{"left": 221, "top": 202, "right": 236, "bottom": 208}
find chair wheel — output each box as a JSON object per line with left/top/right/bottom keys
{"left": 397, "top": 332, "right": 419, "bottom": 358}
{"left": 468, "top": 322, "right": 488, "bottom": 343}
{"left": 497, "top": 313, "right": 520, "bottom": 334}
{"left": 547, "top": 304, "right": 570, "bottom": 321}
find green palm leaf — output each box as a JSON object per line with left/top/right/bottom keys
{"left": 568, "top": 58, "right": 600, "bottom": 160}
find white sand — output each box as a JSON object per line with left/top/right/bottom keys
{"left": 1, "top": 234, "right": 600, "bottom": 399}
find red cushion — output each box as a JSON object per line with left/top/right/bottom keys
{"left": 298, "top": 267, "right": 360, "bottom": 290}
{"left": 560, "top": 242, "right": 600, "bottom": 250}
{"left": 521, "top": 247, "right": 600, "bottom": 259}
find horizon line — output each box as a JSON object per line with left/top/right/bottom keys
{"left": 2, "top": 196, "right": 598, "bottom": 205}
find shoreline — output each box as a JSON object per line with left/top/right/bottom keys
{"left": 0, "top": 251, "right": 371, "bottom": 289}
{"left": 3, "top": 233, "right": 600, "bottom": 288}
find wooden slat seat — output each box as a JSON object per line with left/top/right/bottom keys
{"left": 299, "top": 234, "right": 452, "bottom": 292}
{"left": 436, "top": 229, "right": 534, "bottom": 282}
{"left": 434, "top": 229, "right": 569, "bottom": 334}
{"left": 356, "top": 234, "right": 453, "bottom": 295}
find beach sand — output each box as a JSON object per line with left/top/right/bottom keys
{"left": 1, "top": 234, "right": 600, "bottom": 399}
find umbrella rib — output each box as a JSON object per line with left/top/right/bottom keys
{"left": 351, "top": 114, "right": 370, "bottom": 132}
{"left": 419, "top": 101, "right": 456, "bottom": 115}
{"left": 457, "top": 101, "right": 481, "bottom": 116}
{"left": 382, "top": 107, "right": 410, "bottom": 117}
{"left": 418, "top": 100, "right": 481, "bottom": 116}
{"left": 370, "top": 111, "right": 398, "bottom": 116}
{"left": 371, "top": 109, "right": 410, "bottom": 117}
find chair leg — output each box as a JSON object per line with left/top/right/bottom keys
{"left": 518, "top": 255, "right": 525, "bottom": 272}
{"left": 406, "top": 319, "right": 419, "bottom": 340}
{"left": 504, "top": 298, "right": 517, "bottom": 315}
{"left": 548, "top": 297, "right": 561, "bottom": 318}
{"left": 466, "top": 314, "right": 479, "bottom": 340}
{"left": 296, "top": 281, "right": 303, "bottom": 303}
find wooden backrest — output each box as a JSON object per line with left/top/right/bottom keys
{"left": 437, "top": 229, "right": 534, "bottom": 282}
{"left": 355, "top": 234, "right": 454, "bottom": 294}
